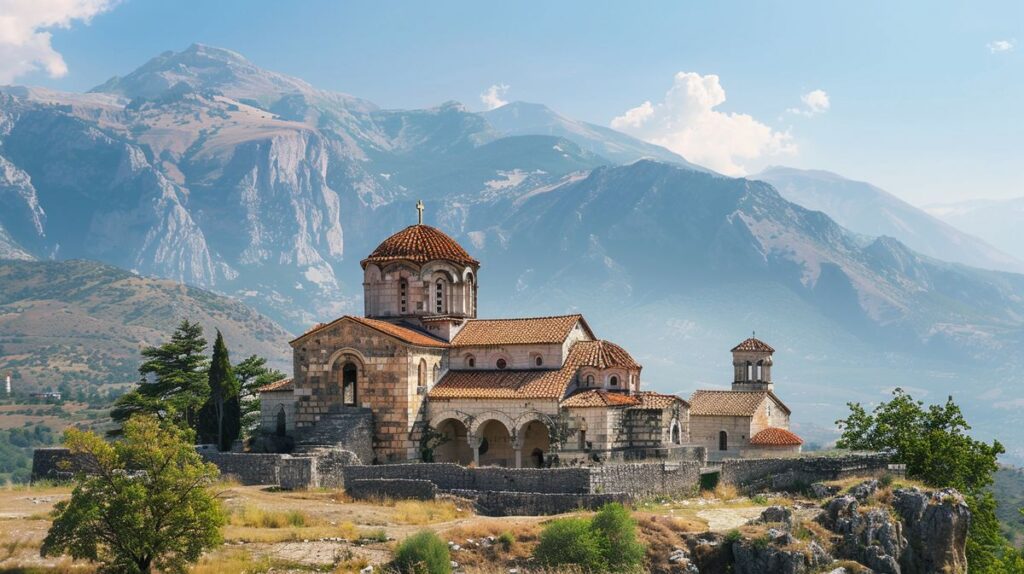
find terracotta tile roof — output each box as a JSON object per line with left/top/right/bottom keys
{"left": 731, "top": 337, "right": 775, "bottom": 353}
{"left": 688, "top": 390, "right": 791, "bottom": 416}
{"left": 291, "top": 316, "right": 449, "bottom": 348}
{"left": 361, "top": 224, "right": 478, "bottom": 268}
{"left": 429, "top": 338, "right": 626, "bottom": 400}
{"left": 451, "top": 315, "right": 593, "bottom": 347}
{"left": 258, "top": 378, "right": 293, "bottom": 393}
{"left": 573, "top": 340, "right": 641, "bottom": 369}
{"left": 562, "top": 389, "right": 640, "bottom": 408}
{"left": 634, "top": 391, "right": 687, "bottom": 409}
{"left": 750, "top": 427, "right": 803, "bottom": 446}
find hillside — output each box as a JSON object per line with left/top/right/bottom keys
{"left": 0, "top": 259, "right": 291, "bottom": 390}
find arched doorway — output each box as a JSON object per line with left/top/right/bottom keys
{"left": 276, "top": 405, "right": 287, "bottom": 437}
{"left": 477, "top": 419, "right": 514, "bottom": 467}
{"left": 342, "top": 362, "right": 357, "bottom": 406}
{"left": 432, "top": 419, "right": 473, "bottom": 465}
{"left": 519, "top": 420, "right": 551, "bottom": 468}
{"left": 671, "top": 422, "right": 681, "bottom": 445}
{"left": 718, "top": 430, "right": 728, "bottom": 451}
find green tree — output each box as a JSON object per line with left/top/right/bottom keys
{"left": 836, "top": 388, "right": 1023, "bottom": 572}
{"left": 41, "top": 415, "right": 225, "bottom": 573}
{"left": 233, "top": 354, "right": 286, "bottom": 438}
{"left": 197, "top": 331, "right": 240, "bottom": 450}
{"left": 111, "top": 320, "right": 209, "bottom": 431}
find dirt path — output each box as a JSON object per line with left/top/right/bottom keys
{"left": 695, "top": 506, "right": 767, "bottom": 531}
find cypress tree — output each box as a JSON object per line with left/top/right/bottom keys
{"left": 202, "top": 331, "right": 239, "bottom": 450}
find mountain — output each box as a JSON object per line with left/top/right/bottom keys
{"left": 925, "top": 197, "right": 1024, "bottom": 262}
{"left": 483, "top": 101, "right": 708, "bottom": 170}
{"left": 754, "top": 166, "right": 1024, "bottom": 273}
{"left": 3, "top": 45, "right": 1024, "bottom": 462}
{"left": 0, "top": 259, "right": 290, "bottom": 390}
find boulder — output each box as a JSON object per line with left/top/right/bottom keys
{"left": 820, "top": 494, "right": 905, "bottom": 573}
{"left": 758, "top": 505, "right": 794, "bottom": 527}
{"left": 893, "top": 488, "right": 970, "bottom": 574}
{"left": 731, "top": 529, "right": 829, "bottom": 574}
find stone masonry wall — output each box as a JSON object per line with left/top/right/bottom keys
{"left": 590, "top": 461, "right": 702, "bottom": 496}
{"left": 342, "top": 463, "right": 594, "bottom": 494}
{"left": 452, "top": 490, "right": 632, "bottom": 517}
{"left": 720, "top": 453, "right": 892, "bottom": 492}
{"left": 197, "top": 448, "right": 285, "bottom": 485}
{"left": 347, "top": 478, "right": 438, "bottom": 501}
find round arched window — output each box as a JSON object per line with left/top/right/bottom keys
{"left": 466, "top": 355, "right": 476, "bottom": 368}
{"left": 496, "top": 358, "right": 507, "bottom": 370}
{"left": 610, "top": 376, "right": 619, "bottom": 386}
{"left": 585, "top": 375, "right": 594, "bottom": 386}
{"left": 535, "top": 356, "right": 543, "bottom": 367}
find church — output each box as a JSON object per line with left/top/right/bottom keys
{"left": 259, "top": 204, "right": 801, "bottom": 466}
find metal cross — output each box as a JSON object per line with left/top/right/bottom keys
{"left": 416, "top": 200, "right": 424, "bottom": 225}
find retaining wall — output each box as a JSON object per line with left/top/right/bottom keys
{"left": 196, "top": 448, "right": 286, "bottom": 485}
{"left": 347, "top": 479, "right": 438, "bottom": 501}
{"left": 451, "top": 490, "right": 632, "bottom": 516}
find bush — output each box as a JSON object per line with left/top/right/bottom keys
{"left": 497, "top": 531, "right": 514, "bottom": 551}
{"left": 533, "top": 517, "right": 605, "bottom": 572}
{"left": 393, "top": 530, "right": 451, "bottom": 574}
{"left": 591, "top": 503, "right": 645, "bottom": 571}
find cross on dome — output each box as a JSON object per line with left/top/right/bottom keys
{"left": 416, "top": 200, "right": 424, "bottom": 225}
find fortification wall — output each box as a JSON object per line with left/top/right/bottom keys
{"left": 196, "top": 448, "right": 286, "bottom": 485}
{"left": 720, "top": 453, "right": 892, "bottom": 492}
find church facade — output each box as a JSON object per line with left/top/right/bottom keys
{"left": 259, "top": 207, "right": 801, "bottom": 466}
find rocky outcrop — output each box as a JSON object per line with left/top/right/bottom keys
{"left": 731, "top": 527, "right": 830, "bottom": 574}
{"left": 821, "top": 494, "right": 905, "bottom": 573}
{"left": 893, "top": 488, "right": 970, "bottom": 574}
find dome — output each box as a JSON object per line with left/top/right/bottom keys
{"left": 361, "top": 224, "right": 479, "bottom": 268}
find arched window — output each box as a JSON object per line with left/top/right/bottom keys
{"left": 435, "top": 280, "right": 446, "bottom": 314}
{"left": 718, "top": 430, "right": 728, "bottom": 451}
{"left": 342, "top": 362, "right": 358, "bottom": 406}
{"left": 418, "top": 359, "right": 427, "bottom": 389}
{"left": 466, "top": 273, "right": 475, "bottom": 316}
{"left": 756, "top": 359, "right": 764, "bottom": 381}
{"left": 535, "top": 356, "right": 543, "bottom": 367}
{"left": 399, "top": 279, "right": 408, "bottom": 314}
{"left": 465, "top": 354, "right": 476, "bottom": 368}
{"left": 496, "top": 358, "right": 507, "bottom": 370}
{"left": 276, "top": 405, "right": 287, "bottom": 437}
{"left": 432, "top": 363, "right": 440, "bottom": 384}
{"left": 609, "top": 375, "right": 619, "bottom": 387}
{"left": 745, "top": 361, "right": 753, "bottom": 381}
{"left": 585, "top": 374, "right": 595, "bottom": 386}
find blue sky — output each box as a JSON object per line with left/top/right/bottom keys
{"left": 3, "top": 0, "right": 1022, "bottom": 204}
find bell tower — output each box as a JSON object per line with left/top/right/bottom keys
{"left": 731, "top": 334, "right": 774, "bottom": 392}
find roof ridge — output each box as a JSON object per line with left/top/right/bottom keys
{"left": 467, "top": 313, "right": 584, "bottom": 322}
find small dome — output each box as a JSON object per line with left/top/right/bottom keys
{"left": 731, "top": 337, "right": 775, "bottom": 353}
{"left": 361, "top": 224, "right": 479, "bottom": 268}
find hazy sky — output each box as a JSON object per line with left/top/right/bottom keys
{"left": 2, "top": 0, "right": 1021, "bottom": 204}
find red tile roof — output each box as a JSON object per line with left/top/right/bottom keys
{"left": 361, "top": 224, "right": 479, "bottom": 268}
{"left": 635, "top": 391, "right": 687, "bottom": 409}
{"left": 291, "top": 316, "right": 449, "bottom": 348}
{"left": 750, "top": 427, "right": 803, "bottom": 446}
{"left": 731, "top": 337, "right": 775, "bottom": 353}
{"left": 429, "top": 339, "right": 629, "bottom": 400}
{"left": 561, "top": 389, "right": 640, "bottom": 408}
{"left": 574, "top": 339, "right": 640, "bottom": 369}
{"left": 689, "top": 390, "right": 791, "bottom": 416}
{"left": 451, "top": 315, "right": 593, "bottom": 347}
{"left": 258, "top": 378, "right": 294, "bottom": 393}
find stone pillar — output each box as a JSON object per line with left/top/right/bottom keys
{"left": 470, "top": 434, "right": 481, "bottom": 467}
{"left": 514, "top": 447, "right": 522, "bottom": 468}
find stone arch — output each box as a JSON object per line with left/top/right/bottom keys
{"left": 516, "top": 413, "right": 554, "bottom": 468}
{"left": 432, "top": 417, "right": 473, "bottom": 465}
{"left": 670, "top": 419, "right": 681, "bottom": 445}
{"left": 469, "top": 411, "right": 517, "bottom": 438}
{"left": 325, "top": 347, "right": 369, "bottom": 370}
{"left": 719, "top": 430, "right": 729, "bottom": 451}
{"left": 417, "top": 358, "right": 427, "bottom": 389}
{"left": 364, "top": 263, "right": 382, "bottom": 282}
{"left": 276, "top": 405, "right": 287, "bottom": 437}
{"left": 476, "top": 418, "right": 514, "bottom": 467}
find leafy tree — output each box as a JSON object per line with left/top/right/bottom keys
{"left": 41, "top": 415, "right": 225, "bottom": 573}
{"left": 591, "top": 502, "right": 645, "bottom": 571}
{"left": 836, "top": 388, "right": 1023, "bottom": 572}
{"left": 197, "top": 331, "right": 240, "bottom": 450}
{"left": 111, "top": 320, "right": 209, "bottom": 431}
{"left": 233, "top": 354, "right": 286, "bottom": 438}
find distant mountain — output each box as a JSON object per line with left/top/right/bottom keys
{"left": 483, "top": 101, "right": 708, "bottom": 170}
{"left": 0, "top": 259, "right": 290, "bottom": 390}
{"left": 755, "top": 166, "right": 1024, "bottom": 273}
{"left": 925, "top": 197, "right": 1024, "bottom": 262}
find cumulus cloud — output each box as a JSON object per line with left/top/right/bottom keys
{"left": 480, "top": 83, "right": 509, "bottom": 110}
{"left": 0, "top": 0, "right": 118, "bottom": 83}
{"left": 788, "top": 89, "right": 830, "bottom": 116}
{"left": 611, "top": 72, "right": 795, "bottom": 176}
{"left": 987, "top": 39, "right": 1015, "bottom": 53}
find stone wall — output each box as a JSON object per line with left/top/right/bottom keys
{"left": 342, "top": 463, "right": 594, "bottom": 494}
{"left": 720, "top": 453, "right": 892, "bottom": 492}
{"left": 590, "top": 461, "right": 702, "bottom": 496}
{"left": 260, "top": 390, "right": 296, "bottom": 435}
{"left": 452, "top": 490, "right": 632, "bottom": 516}
{"left": 347, "top": 478, "right": 438, "bottom": 501}
{"left": 196, "top": 448, "right": 285, "bottom": 485}
{"left": 31, "top": 447, "right": 95, "bottom": 480}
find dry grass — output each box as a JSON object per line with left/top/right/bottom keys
{"left": 188, "top": 549, "right": 272, "bottom": 574}
{"left": 438, "top": 519, "right": 543, "bottom": 571}
{"left": 0, "top": 557, "right": 98, "bottom": 573}
{"left": 699, "top": 483, "right": 740, "bottom": 501}
{"left": 390, "top": 499, "right": 470, "bottom": 525}
{"left": 228, "top": 505, "right": 319, "bottom": 529}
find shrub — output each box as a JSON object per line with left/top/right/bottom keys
{"left": 498, "top": 531, "right": 514, "bottom": 551}
{"left": 591, "top": 503, "right": 645, "bottom": 571}
{"left": 393, "top": 530, "right": 451, "bottom": 574}
{"left": 534, "top": 517, "right": 605, "bottom": 572}
{"left": 725, "top": 529, "right": 742, "bottom": 543}
{"left": 878, "top": 473, "right": 894, "bottom": 488}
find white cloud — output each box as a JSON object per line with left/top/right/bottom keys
{"left": 479, "top": 83, "right": 509, "bottom": 110}
{"left": 611, "top": 72, "right": 796, "bottom": 176}
{"left": 987, "top": 39, "right": 1015, "bottom": 53}
{"left": 0, "top": 0, "right": 118, "bottom": 83}
{"left": 790, "top": 88, "right": 830, "bottom": 117}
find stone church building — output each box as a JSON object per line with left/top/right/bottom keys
{"left": 259, "top": 206, "right": 801, "bottom": 466}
